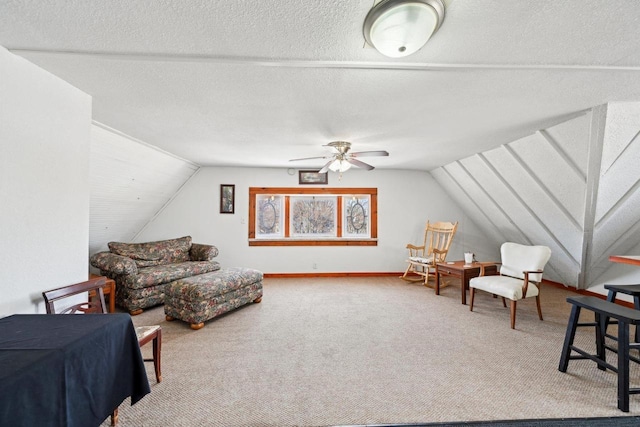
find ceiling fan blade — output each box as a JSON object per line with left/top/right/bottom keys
{"left": 347, "top": 158, "right": 375, "bottom": 171}
{"left": 289, "top": 155, "right": 331, "bottom": 162}
{"left": 318, "top": 160, "right": 334, "bottom": 174}
{"left": 350, "top": 150, "right": 389, "bottom": 158}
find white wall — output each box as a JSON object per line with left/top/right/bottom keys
{"left": 89, "top": 122, "right": 199, "bottom": 257}
{"left": 135, "top": 167, "right": 492, "bottom": 273}
{"left": 584, "top": 102, "right": 640, "bottom": 299}
{"left": 589, "top": 103, "right": 640, "bottom": 278}
{"left": 0, "top": 46, "right": 92, "bottom": 315}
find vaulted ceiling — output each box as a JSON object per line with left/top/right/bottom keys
{"left": 2, "top": 1, "right": 640, "bottom": 171}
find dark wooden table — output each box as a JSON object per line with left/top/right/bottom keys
{"left": 435, "top": 260, "right": 498, "bottom": 305}
{"left": 0, "top": 314, "right": 150, "bottom": 427}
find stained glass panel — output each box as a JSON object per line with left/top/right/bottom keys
{"left": 256, "top": 195, "right": 283, "bottom": 238}
{"left": 343, "top": 195, "right": 370, "bottom": 237}
{"left": 290, "top": 196, "right": 337, "bottom": 237}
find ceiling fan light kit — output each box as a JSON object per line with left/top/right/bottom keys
{"left": 289, "top": 141, "right": 389, "bottom": 178}
{"left": 328, "top": 159, "right": 352, "bottom": 173}
{"left": 363, "top": 0, "right": 445, "bottom": 58}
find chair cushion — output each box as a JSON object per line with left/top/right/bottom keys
{"left": 127, "top": 261, "right": 221, "bottom": 289}
{"left": 408, "top": 255, "right": 434, "bottom": 265}
{"left": 166, "top": 267, "right": 264, "bottom": 301}
{"left": 469, "top": 275, "right": 539, "bottom": 300}
{"left": 135, "top": 325, "right": 160, "bottom": 342}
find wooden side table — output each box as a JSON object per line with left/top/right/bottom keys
{"left": 89, "top": 274, "right": 116, "bottom": 313}
{"left": 609, "top": 255, "right": 640, "bottom": 266}
{"left": 435, "top": 261, "right": 498, "bottom": 305}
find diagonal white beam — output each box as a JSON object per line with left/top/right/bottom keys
{"left": 579, "top": 105, "right": 607, "bottom": 289}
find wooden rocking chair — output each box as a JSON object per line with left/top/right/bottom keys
{"left": 400, "top": 220, "right": 458, "bottom": 286}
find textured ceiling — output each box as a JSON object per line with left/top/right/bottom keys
{"left": 2, "top": 0, "right": 640, "bottom": 170}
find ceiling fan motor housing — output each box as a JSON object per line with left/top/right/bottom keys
{"left": 326, "top": 141, "right": 352, "bottom": 154}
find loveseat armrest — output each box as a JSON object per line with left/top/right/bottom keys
{"left": 190, "top": 243, "right": 219, "bottom": 261}
{"left": 90, "top": 251, "right": 138, "bottom": 275}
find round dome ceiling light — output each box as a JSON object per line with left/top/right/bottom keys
{"left": 363, "top": 0, "right": 445, "bottom": 58}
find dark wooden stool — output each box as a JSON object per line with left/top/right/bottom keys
{"left": 604, "top": 284, "right": 640, "bottom": 344}
{"left": 559, "top": 296, "right": 640, "bottom": 412}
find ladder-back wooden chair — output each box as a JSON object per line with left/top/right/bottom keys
{"left": 43, "top": 276, "right": 108, "bottom": 314}
{"left": 42, "top": 277, "right": 162, "bottom": 426}
{"left": 401, "top": 220, "right": 458, "bottom": 286}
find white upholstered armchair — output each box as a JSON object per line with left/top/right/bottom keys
{"left": 469, "top": 242, "right": 551, "bottom": 329}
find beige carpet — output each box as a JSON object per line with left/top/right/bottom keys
{"left": 104, "top": 277, "right": 640, "bottom": 426}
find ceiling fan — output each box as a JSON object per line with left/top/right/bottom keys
{"left": 289, "top": 141, "right": 389, "bottom": 174}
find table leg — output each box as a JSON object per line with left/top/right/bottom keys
{"left": 461, "top": 273, "right": 468, "bottom": 305}
{"left": 634, "top": 296, "right": 640, "bottom": 344}
{"left": 109, "top": 281, "right": 116, "bottom": 313}
{"left": 435, "top": 269, "right": 440, "bottom": 295}
{"left": 618, "top": 320, "right": 630, "bottom": 412}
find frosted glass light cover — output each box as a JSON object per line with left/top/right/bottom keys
{"left": 369, "top": 2, "right": 438, "bottom": 58}
{"left": 329, "top": 160, "right": 352, "bottom": 172}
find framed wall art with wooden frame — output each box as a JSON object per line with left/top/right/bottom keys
{"left": 220, "top": 184, "right": 235, "bottom": 214}
{"left": 298, "top": 170, "right": 328, "bottom": 185}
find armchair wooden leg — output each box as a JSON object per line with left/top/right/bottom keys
{"left": 469, "top": 288, "right": 475, "bottom": 311}
{"left": 510, "top": 300, "right": 517, "bottom": 329}
{"left": 536, "top": 295, "right": 543, "bottom": 320}
{"left": 502, "top": 297, "right": 507, "bottom": 308}
{"left": 153, "top": 329, "right": 162, "bottom": 383}
{"left": 111, "top": 407, "right": 118, "bottom": 426}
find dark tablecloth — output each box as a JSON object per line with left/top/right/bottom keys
{"left": 0, "top": 314, "right": 150, "bottom": 427}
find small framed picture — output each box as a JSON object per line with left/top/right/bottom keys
{"left": 298, "top": 170, "right": 328, "bottom": 185}
{"left": 220, "top": 184, "right": 235, "bottom": 214}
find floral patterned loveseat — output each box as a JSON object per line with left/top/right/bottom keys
{"left": 90, "top": 236, "right": 220, "bottom": 315}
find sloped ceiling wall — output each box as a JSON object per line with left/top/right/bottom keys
{"left": 89, "top": 123, "right": 199, "bottom": 256}
{"left": 432, "top": 102, "right": 640, "bottom": 289}
{"left": 590, "top": 103, "right": 640, "bottom": 284}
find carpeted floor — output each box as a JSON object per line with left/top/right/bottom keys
{"left": 345, "top": 416, "right": 640, "bottom": 426}
{"left": 104, "top": 277, "right": 640, "bottom": 426}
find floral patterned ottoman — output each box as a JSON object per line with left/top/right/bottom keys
{"left": 164, "top": 267, "right": 263, "bottom": 330}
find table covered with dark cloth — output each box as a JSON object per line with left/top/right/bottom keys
{"left": 0, "top": 313, "right": 150, "bottom": 427}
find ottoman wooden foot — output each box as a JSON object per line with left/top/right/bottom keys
{"left": 165, "top": 315, "right": 175, "bottom": 321}
{"left": 130, "top": 308, "right": 143, "bottom": 316}
{"left": 254, "top": 297, "right": 262, "bottom": 303}
{"left": 190, "top": 322, "right": 205, "bottom": 330}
